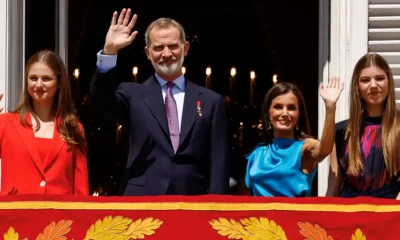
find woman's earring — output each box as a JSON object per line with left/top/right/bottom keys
{"left": 296, "top": 122, "right": 299, "bottom": 131}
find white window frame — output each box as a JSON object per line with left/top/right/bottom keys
{"left": 57, "top": 0, "right": 68, "bottom": 68}
{"left": 318, "top": 0, "right": 368, "bottom": 196}
{"left": 0, "top": 0, "right": 68, "bottom": 190}
{"left": 0, "top": 0, "right": 25, "bottom": 191}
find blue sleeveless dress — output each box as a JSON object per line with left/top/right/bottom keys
{"left": 245, "top": 138, "right": 317, "bottom": 197}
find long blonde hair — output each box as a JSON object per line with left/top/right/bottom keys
{"left": 346, "top": 53, "right": 400, "bottom": 177}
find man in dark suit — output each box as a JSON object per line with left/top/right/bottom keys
{"left": 90, "top": 9, "right": 230, "bottom": 195}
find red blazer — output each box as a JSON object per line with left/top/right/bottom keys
{"left": 0, "top": 113, "right": 89, "bottom": 195}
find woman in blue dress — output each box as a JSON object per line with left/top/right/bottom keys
{"left": 245, "top": 78, "right": 343, "bottom": 197}
{"left": 326, "top": 53, "right": 400, "bottom": 199}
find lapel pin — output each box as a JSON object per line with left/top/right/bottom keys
{"left": 197, "top": 101, "right": 203, "bottom": 117}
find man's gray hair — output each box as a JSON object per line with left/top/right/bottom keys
{"left": 144, "top": 18, "right": 186, "bottom": 46}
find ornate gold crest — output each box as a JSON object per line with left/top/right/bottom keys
{"left": 210, "top": 218, "right": 367, "bottom": 240}
{"left": 3, "top": 216, "right": 163, "bottom": 240}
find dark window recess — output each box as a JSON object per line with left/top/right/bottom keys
{"left": 25, "top": 0, "right": 56, "bottom": 63}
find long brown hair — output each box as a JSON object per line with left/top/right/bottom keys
{"left": 261, "top": 82, "right": 311, "bottom": 143}
{"left": 12, "top": 50, "right": 86, "bottom": 153}
{"left": 346, "top": 53, "right": 399, "bottom": 176}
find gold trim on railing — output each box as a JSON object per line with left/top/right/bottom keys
{"left": 0, "top": 201, "right": 399, "bottom": 212}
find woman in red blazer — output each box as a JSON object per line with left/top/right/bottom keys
{"left": 0, "top": 50, "right": 88, "bottom": 195}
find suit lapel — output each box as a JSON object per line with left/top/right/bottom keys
{"left": 179, "top": 81, "right": 203, "bottom": 146}
{"left": 141, "top": 76, "right": 171, "bottom": 141}
{"left": 42, "top": 121, "right": 65, "bottom": 172}
{"left": 13, "top": 113, "right": 45, "bottom": 178}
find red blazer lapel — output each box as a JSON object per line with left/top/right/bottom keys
{"left": 42, "top": 121, "right": 65, "bottom": 172}
{"left": 13, "top": 113, "right": 45, "bottom": 178}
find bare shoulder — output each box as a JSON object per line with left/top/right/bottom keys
{"left": 302, "top": 137, "right": 319, "bottom": 152}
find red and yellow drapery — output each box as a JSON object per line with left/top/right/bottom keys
{"left": 0, "top": 195, "right": 399, "bottom": 239}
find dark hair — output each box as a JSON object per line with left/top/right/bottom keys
{"left": 261, "top": 82, "right": 311, "bottom": 143}
{"left": 145, "top": 18, "right": 186, "bottom": 46}
{"left": 12, "top": 50, "right": 86, "bottom": 153}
